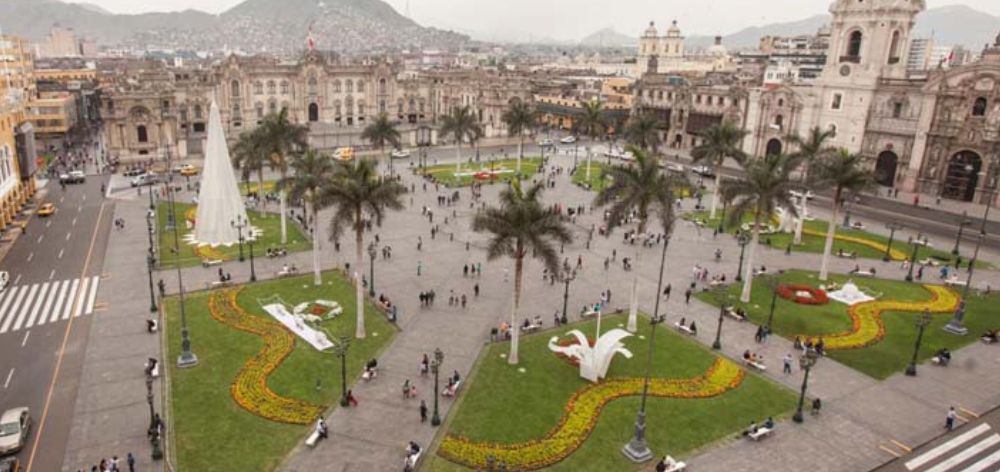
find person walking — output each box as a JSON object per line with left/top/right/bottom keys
{"left": 783, "top": 354, "right": 792, "bottom": 374}
{"left": 420, "top": 400, "right": 428, "bottom": 422}
{"left": 417, "top": 261, "right": 422, "bottom": 276}
{"left": 684, "top": 288, "right": 692, "bottom": 305}
{"left": 126, "top": 453, "right": 135, "bottom": 472}
{"left": 945, "top": 406, "right": 957, "bottom": 430}
{"left": 754, "top": 325, "right": 764, "bottom": 343}
{"left": 474, "top": 283, "right": 479, "bottom": 297}
{"left": 663, "top": 284, "right": 672, "bottom": 300}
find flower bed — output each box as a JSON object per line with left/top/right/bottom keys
{"left": 776, "top": 284, "right": 829, "bottom": 305}
{"left": 801, "top": 227, "right": 908, "bottom": 261}
{"left": 437, "top": 359, "right": 744, "bottom": 470}
{"left": 208, "top": 289, "right": 325, "bottom": 424}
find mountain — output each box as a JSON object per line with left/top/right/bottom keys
{"left": 579, "top": 27, "right": 636, "bottom": 47}
{"left": 72, "top": 2, "right": 111, "bottom": 15}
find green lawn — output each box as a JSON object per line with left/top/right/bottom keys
{"left": 165, "top": 270, "right": 396, "bottom": 472}
{"left": 571, "top": 161, "right": 695, "bottom": 197}
{"left": 419, "top": 157, "right": 542, "bottom": 187}
{"left": 156, "top": 201, "right": 311, "bottom": 268}
{"left": 684, "top": 211, "right": 991, "bottom": 268}
{"left": 240, "top": 180, "right": 278, "bottom": 196}
{"left": 426, "top": 314, "right": 796, "bottom": 471}
{"left": 696, "top": 270, "right": 1000, "bottom": 378}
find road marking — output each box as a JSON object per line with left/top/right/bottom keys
{"left": 48, "top": 270, "right": 55, "bottom": 281}
{"left": 13, "top": 274, "right": 20, "bottom": 285}
{"left": 26, "top": 252, "right": 33, "bottom": 262}
{"left": 58, "top": 249, "right": 64, "bottom": 259}
{"left": 0, "top": 287, "right": 29, "bottom": 333}
{"left": 60, "top": 279, "right": 79, "bottom": 320}
{"left": 9, "top": 283, "right": 39, "bottom": 332}
{"left": 891, "top": 439, "right": 913, "bottom": 452}
{"left": 77, "top": 206, "right": 82, "bottom": 213}
{"left": 24, "top": 282, "right": 51, "bottom": 329}
{"left": 964, "top": 448, "right": 1000, "bottom": 472}
{"left": 924, "top": 434, "right": 1000, "bottom": 472}
{"left": 59, "top": 196, "right": 64, "bottom": 203}
{"left": 72, "top": 217, "right": 77, "bottom": 226}
{"left": 0, "top": 286, "right": 21, "bottom": 330}
{"left": 65, "top": 232, "right": 71, "bottom": 241}
{"left": 48, "top": 281, "right": 69, "bottom": 324}
{"left": 72, "top": 277, "right": 91, "bottom": 318}
{"left": 45, "top": 221, "right": 51, "bottom": 228}
{"left": 84, "top": 276, "right": 99, "bottom": 315}
{"left": 906, "top": 423, "right": 991, "bottom": 470}
{"left": 3, "top": 369, "right": 12, "bottom": 389}
{"left": 82, "top": 194, "right": 86, "bottom": 201}
{"left": 26, "top": 200, "right": 107, "bottom": 472}
{"left": 21, "top": 330, "right": 29, "bottom": 347}
{"left": 37, "top": 235, "right": 43, "bottom": 244}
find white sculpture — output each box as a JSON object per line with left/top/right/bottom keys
{"left": 827, "top": 280, "right": 876, "bottom": 305}
{"left": 548, "top": 329, "right": 634, "bottom": 383}
{"left": 775, "top": 206, "right": 800, "bottom": 234}
{"left": 193, "top": 101, "right": 250, "bottom": 246}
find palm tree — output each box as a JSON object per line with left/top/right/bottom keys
{"left": 691, "top": 121, "right": 747, "bottom": 220}
{"left": 722, "top": 153, "right": 803, "bottom": 302}
{"left": 324, "top": 159, "right": 406, "bottom": 338}
{"left": 576, "top": 99, "right": 607, "bottom": 181}
{"left": 260, "top": 108, "right": 309, "bottom": 245}
{"left": 232, "top": 129, "right": 268, "bottom": 197}
{"left": 439, "top": 105, "right": 483, "bottom": 173}
{"left": 594, "top": 146, "right": 684, "bottom": 332}
{"left": 280, "top": 148, "right": 336, "bottom": 286}
{"left": 501, "top": 101, "right": 536, "bottom": 173}
{"left": 624, "top": 111, "right": 662, "bottom": 154}
{"left": 361, "top": 112, "right": 401, "bottom": 175}
{"left": 472, "top": 181, "right": 572, "bottom": 364}
{"left": 788, "top": 127, "right": 837, "bottom": 244}
{"left": 811, "top": 149, "right": 874, "bottom": 281}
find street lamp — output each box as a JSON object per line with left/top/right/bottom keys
{"left": 905, "top": 309, "right": 933, "bottom": 376}
{"left": 367, "top": 242, "right": 377, "bottom": 298}
{"left": 951, "top": 211, "right": 972, "bottom": 256}
{"left": 231, "top": 216, "right": 247, "bottom": 262}
{"left": 904, "top": 241, "right": 920, "bottom": 282}
{"left": 884, "top": 222, "right": 903, "bottom": 262}
{"left": 735, "top": 232, "right": 750, "bottom": 282}
{"left": 332, "top": 335, "right": 351, "bottom": 406}
{"left": 146, "top": 215, "right": 157, "bottom": 313}
{"left": 944, "top": 197, "right": 991, "bottom": 335}
{"left": 559, "top": 264, "right": 577, "bottom": 325}
{"left": 145, "top": 374, "right": 163, "bottom": 460}
{"left": 710, "top": 287, "right": 732, "bottom": 350}
{"left": 765, "top": 272, "right": 785, "bottom": 333}
{"left": 718, "top": 198, "right": 729, "bottom": 234}
{"left": 792, "top": 350, "right": 818, "bottom": 423}
{"left": 169, "top": 179, "right": 197, "bottom": 368}
{"left": 431, "top": 348, "right": 444, "bottom": 426}
{"left": 248, "top": 232, "right": 257, "bottom": 282}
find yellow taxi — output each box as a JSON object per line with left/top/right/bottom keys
{"left": 333, "top": 147, "right": 355, "bottom": 162}
{"left": 180, "top": 165, "right": 200, "bottom": 176}
{"left": 37, "top": 203, "right": 56, "bottom": 217}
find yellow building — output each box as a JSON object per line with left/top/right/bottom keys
{"left": 0, "top": 34, "right": 40, "bottom": 227}
{"left": 535, "top": 95, "right": 631, "bottom": 133}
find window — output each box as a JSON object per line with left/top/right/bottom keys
{"left": 774, "top": 114, "right": 784, "bottom": 129}
{"left": 280, "top": 81, "right": 289, "bottom": 95}
{"left": 345, "top": 80, "right": 353, "bottom": 94}
{"left": 267, "top": 80, "right": 276, "bottom": 95}
{"left": 356, "top": 80, "right": 365, "bottom": 93}
{"left": 398, "top": 99, "right": 404, "bottom": 115}
{"left": 231, "top": 80, "right": 240, "bottom": 97}
{"left": 777, "top": 98, "right": 784, "bottom": 107}
{"left": 888, "top": 31, "right": 901, "bottom": 64}
{"left": 193, "top": 122, "right": 205, "bottom": 133}
{"left": 379, "top": 78, "right": 387, "bottom": 94}
{"left": 973, "top": 97, "right": 987, "bottom": 116}
{"left": 846, "top": 31, "right": 863, "bottom": 59}
{"left": 892, "top": 101, "right": 903, "bottom": 118}
{"left": 831, "top": 93, "right": 843, "bottom": 110}
{"left": 268, "top": 99, "right": 277, "bottom": 114}
{"left": 256, "top": 103, "right": 263, "bottom": 118}
{"left": 194, "top": 104, "right": 203, "bottom": 119}
{"left": 137, "top": 125, "right": 148, "bottom": 143}
{"left": 308, "top": 76, "right": 317, "bottom": 96}
{"left": 828, "top": 124, "right": 837, "bottom": 137}
{"left": 332, "top": 80, "right": 341, "bottom": 93}
{"left": 254, "top": 81, "right": 263, "bottom": 95}
{"left": 379, "top": 100, "right": 386, "bottom": 113}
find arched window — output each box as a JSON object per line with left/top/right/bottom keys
{"left": 345, "top": 96, "right": 354, "bottom": 115}
{"left": 254, "top": 81, "right": 263, "bottom": 95}
{"left": 255, "top": 102, "right": 263, "bottom": 118}
{"left": 308, "top": 76, "right": 317, "bottom": 96}
{"left": 268, "top": 99, "right": 277, "bottom": 114}
{"left": 308, "top": 103, "right": 319, "bottom": 122}
{"left": 231, "top": 80, "right": 240, "bottom": 97}
{"left": 777, "top": 98, "right": 784, "bottom": 107}
{"left": 356, "top": 80, "right": 365, "bottom": 93}
{"left": 973, "top": 97, "right": 987, "bottom": 116}
{"left": 846, "top": 31, "right": 863, "bottom": 59}
{"left": 267, "top": 80, "right": 276, "bottom": 95}
{"left": 888, "top": 31, "right": 901, "bottom": 64}
{"left": 194, "top": 104, "right": 203, "bottom": 119}
{"left": 379, "top": 78, "right": 387, "bottom": 94}
{"left": 357, "top": 100, "right": 365, "bottom": 115}
{"left": 332, "top": 79, "right": 341, "bottom": 93}
{"left": 137, "top": 125, "right": 148, "bottom": 143}
{"left": 345, "top": 80, "right": 354, "bottom": 94}
{"left": 774, "top": 114, "right": 784, "bottom": 129}
{"left": 397, "top": 98, "right": 404, "bottom": 115}
{"left": 280, "top": 80, "right": 289, "bottom": 95}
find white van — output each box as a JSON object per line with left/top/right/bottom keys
{"left": 131, "top": 173, "right": 161, "bottom": 187}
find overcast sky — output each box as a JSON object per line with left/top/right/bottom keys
{"left": 76, "top": 0, "right": 1000, "bottom": 41}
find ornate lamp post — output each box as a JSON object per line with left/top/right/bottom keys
{"left": 231, "top": 216, "right": 247, "bottom": 262}
{"left": 905, "top": 309, "right": 934, "bottom": 376}
{"left": 247, "top": 233, "right": 257, "bottom": 282}
{"left": 145, "top": 214, "right": 157, "bottom": 313}
{"left": 430, "top": 348, "right": 444, "bottom": 426}
{"left": 945, "top": 196, "right": 991, "bottom": 335}
{"left": 951, "top": 211, "right": 972, "bottom": 256}
{"left": 169, "top": 179, "right": 197, "bottom": 368}
{"left": 765, "top": 271, "right": 785, "bottom": 333}
{"left": 792, "top": 350, "right": 818, "bottom": 423}
{"left": 710, "top": 287, "right": 732, "bottom": 350}
{"left": 735, "top": 232, "right": 749, "bottom": 282}
{"left": 145, "top": 373, "right": 163, "bottom": 459}
{"left": 904, "top": 241, "right": 920, "bottom": 282}
{"left": 367, "top": 241, "right": 377, "bottom": 298}
{"left": 559, "top": 264, "right": 577, "bottom": 325}
{"left": 884, "top": 222, "right": 903, "bottom": 262}
{"left": 332, "top": 336, "right": 351, "bottom": 406}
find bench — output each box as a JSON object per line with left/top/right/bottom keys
{"left": 520, "top": 324, "right": 541, "bottom": 333}
{"left": 442, "top": 380, "right": 462, "bottom": 397}
{"left": 914, "top": 240, "right": 933, "bottom": 247}
{"left": 201, "top": 258, "right": 223, "bottom": 267}
{"left": 724, "top": 308, "right": 746, "bottom": 322}
{"left": 305, "top": 430, "right": 321, "bottom": 448}
{"left": 918, "top": 258, "right": 941, "bottom": 267}
{"left": 662, "top": 455, "right": 687, "bottom": 472}
{"left": 277, "top": 268, "right": 298, "bottom": 278}
{"left": 745, "top": 359, "right": 767, "bottom": 371}
{"left": 748, "top": 427, "right": 773, "bottom": 441}
{"left": 835, "top": 252, "right": 858, "bottom": 259}
{"left": 581, "top": 309, "right": 600, "bottom": 319}
{"left": 674, "top": 322, "right": 695, "bottom": 336}
{"left": 945, "top": 278, "right": 967, "bottom": 287}
{"left": 852, "top": 270, "right": 875, "bottom": 278}
{"left": 208, "top": 280, "right": 232, "bottom": 289}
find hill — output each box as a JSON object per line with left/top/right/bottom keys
{"left": 580, "top": 27, "right": 636, "bottom": 47}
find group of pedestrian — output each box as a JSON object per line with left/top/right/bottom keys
{"left": 76, "top": 453, "right": 136, "bottom": 472}
{"left": 113, "top": 217, "right": 126, "bottom": 231}
{"left": 418, "top": 290, "right": 436, "bottom": 306}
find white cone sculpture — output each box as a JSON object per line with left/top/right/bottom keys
{"left": 193, "top": 101, "right": 249, "bottom": 246}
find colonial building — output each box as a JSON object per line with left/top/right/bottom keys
{"left": 633, "top": 72, "right": 748, "bottom": 150}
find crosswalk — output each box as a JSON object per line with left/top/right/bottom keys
{"left": 0, "top": 276, "right": 100, "bottom": 335}
{"left": 905, "top": 423, "right": 1000, "bottom": 472}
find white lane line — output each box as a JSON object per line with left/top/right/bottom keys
{"left": 83, "top": 276, "right": 99, "bottom": 315}
{"left": 36, "top": 280, "right": 61, "bottom": 327}
{"left": 59, "top": 196, "right": 64, "bottom": 203}
{"left": 13, "top": 274, "right": 20, "bottom": 285}
{"left": 72, "top": 217, "right": 77, "bottom": 226}
{"left": 0, "top": 287, "right": 19, "bottom": 332}
{"left": 3, "top": 369, "right": 12, "bottom": 389}
{"left": 72, "top": 277, "right": 91, "bottom": 318}
{"left": 924, "top": 434, "right": 1000, "bottom": 472}
{"left": 11, "top": 283, "right": 41, "bottom": 332}
{"left": 907, "top": 423, "right": 992, "bottom": 470}
{"left": 0, "top": 287, "right": 27, "bottom": 333}
{"left": 26, "top": 252, "right": 33, "bottom": 262}
{"left": 65, "top": 232, "right": 72, "bottom": 241}
{"left": 58, "top": 249, "right": 64, "bottom": 259}
{"left": 24, "top": 282, "right": 51, "bottom": 329}
{"left": 61, "top": 279, "right": 80, "bottom": 320}
{"left": 963, "top": 448, "right": 1000, "bottom": 472}
{"left": 45, "top": 221, "right": 51, "bottom": 228}
{"left": 37, "top": 235, "right": 43, "bottom": 244}
{"left": 82, "top": 194, "right": 86, "bottom": 201}
{"left": 48, "top": 270, "right": 55, "bottom": 281}
{"left": 48, "top": 281, "right": 69, "bottom": 324}
{"left": 77, "top": 206, "right": 82, "bottom": 213}
{"left": 21, "top": 330, "right": 29, "bottom": 347}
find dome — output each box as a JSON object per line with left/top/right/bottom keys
{"left": 708, "top": 35, "right": 727, "bottom": 56}
{"left": 643, "top": 21, "right": 658, "bottom": 37}
{"left": 667, "top": 20, "right": 681, "bottom": 37}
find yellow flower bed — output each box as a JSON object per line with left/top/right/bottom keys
{"left": 194, "top": 244, "right": 226, "bottom": 260}
{"left": 799, "top": 285, "right": 959, "bottom": 350}
{"left": 801, "top": 227, "right": 908, "bottom": 261}
{"left": 438, "top": 359, "right": 744, "bottom": 470}
{"left": 208, "top": 289, "right": 325, "bottom": 424}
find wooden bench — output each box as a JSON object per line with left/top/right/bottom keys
{"left": 748, "top": 427, "right": 773, "bottom": 441}
{"left": 305, "top": 430, "right": 321, "bottom": 448}
{"left": 944, "top": 278, "right": 967, "bottom": 287}
{"left": 724, "top": 308, "right": 746, "bottom": 322}
{"left": 276, "top": 268, "right": 298, "bottom": 278}
{"left": 745, "top": 359, "right": 767, "bottom": 371}
{"left": 201, "top": 258, "right": 223, "bottom": 267}
{"left": 662, "top": 455, "right": 687, "bottom": 472}
{"left": 918, "top": 258, "right": 941, "bottom": 267}
{"left": 835, "top": 252, "right": 858, "bottom": 259}
{"left": 442, "top": 380, "right": 462, "bottom": 397}
{"left": 674, "top": 322, "right": 695, "bottom": 336}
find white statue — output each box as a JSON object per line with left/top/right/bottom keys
{"left": 775, "top": 206, "right": 799, "bottom": 233}
{"left": 548, "top": 329, "right": 634, "bottom": 383}
{"left": 827, "top": 280, "right": 876, "bottom": 305}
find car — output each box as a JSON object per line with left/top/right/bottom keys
{"left": 0, "top": 457, "right": 20, "bottom": 472}
{"left": 666, "top": 163, "right": 686, "bottom": 173}
{"left": 122, "top": 167, "right": 145, "bottom": 177}
{"left": 37, "top": 203, "right": 56, "bottom": 217}
{"left": 537, "top": 138, "right": 554, "bottom": 147}
{"left": 333, "top": 147, "right": 355, "bottom": 161}
{"left": 390, "top": 148, "right": 411, "bottom": 159}
{"left": 179, "top": 165, "right": 199, "bottom": 177}
{"left": 559, "top": 135, "right": 577, "bottom": 144}
{"left": 131, "top": 173, "right": 160, "bottom": 187}
{"left": 0, "top": 407, "right": 30, "bottom": 455}
{"left": 58, "top": 171, "right": 85, "bottom": 184}
{"left": 691, "top": 165, "right": 716, "bottom": 177}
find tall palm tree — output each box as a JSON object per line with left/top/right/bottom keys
{"left": 811, "top": 149, "right": 874, "bottom": 281}
{"left": 788, "top": 127, "right": 837, "bottom": 244}
{"left": 280, "top": 148, "right": 336, "bottom": 286}
{"left": 472, "top": 181, "right": 572, "bottom": 364}
{"left": 722, "top": 153, "right": 802, "bottom": 302}
{"left": 691, "top": 121, "right": 747, "bottom": 220}
{"left": 501, "top": 101, "right": 536, "bottom": 173}
{"left": 324, "top": 159, "right": 406, "bottom": 338}
{"left": 439, "top": 105, "right": 483, "bottom": 173}
{"left": 260, "top": 108, "right": 309, "bottom": 245}
{"left": 232, "top": 129, "right": 268, "bottom": 197}
{"left": 594, "top": 146, "right": 683, "bottom": 332}
{"left": 361, "top": 112, "right": 401, "bottom": 175}
{"left": 576, "top": 99, "right": 607, "bottom": 181}
{"left": 624, "top": 111, "right": 662, "bottom": 154}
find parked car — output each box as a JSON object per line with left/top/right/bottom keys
{"left": 333, "top": 147, "right": 355, "bottom": 161}
{"left": 130, "top": 173, "right": 160, "bottom": 187}
{"left": 0, "top": 457, "right": 20, "bottom": 472}
{"left": 37, "top": 203, "right": 56, "bottom": 217}
{"left": 537, "top": 138, "right": 554, "bottom": 147}
{"left": 0, "top": 407, "right": 31, "bottom": 455}
{"left": 122, "top": 167, "right": 145, "bottom": 177}
{"left": 691, "top": 165, "right": 716, "bottom": 177}
{"left": 179, "top": 165, "right": 199, "bottom": 176}
{"left": 390, "top": 148, "right": 411, "bottom": 159}
{"left": 559, "top": 135, "right": 577, "bottom": 144}
{"left": 58, "top": 171, "right": 85, "bottom": 184}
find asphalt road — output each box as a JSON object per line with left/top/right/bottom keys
{"left": 873, "top": 405, "right": 1000, "bottom": 472}
{"left": 0, "top": 176, "right": 112, "bottom": 472}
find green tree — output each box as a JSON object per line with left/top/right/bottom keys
{"left": 501, "top": 100, "right": 536, "bottom": 173}
{"left": 259, "top": 108, "right": 309, "bottom": 245}
{"left": 361, "top": 112, "right": 401, "bottom": 175}
{"left": 576, "top": 99, "right": 608, "bottom": 180}
{"left": 439, "top": 105, "right": 483, "bottom": 173}
{"left": 722, "top": 153, "right": 803, "bottom": 302}
{"left": 232, "top": 129, "right": 268, "bottom": 197}
{"left": 280, "top": 148, "right": 336, "bottom": 285}
{"left": 594, "top": 146, "right": 685, "bottom": 332}
{"left": 691, "top": 121, "right": 747, "bottom": 219}
{"left": 623, "top": 111, "right": 662, "bottom": 154}
{"left": 787, "top": 127, "right": 837, "bottom": 244}
{"left": 811, "top": 149, "right": 874, "bottom": 281}
{"left": 472, "top": 181, "right": 572, "bottom": 364}
{"left": 324, "top": 159, "right": 406, "bottom": 338}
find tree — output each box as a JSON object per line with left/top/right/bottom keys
{"left": 691, "top": 121, "right": 747, "bottom": 220}
{"left": 439, "top": 105, "right": 483, "bottom": 173}
{"left": 576, "top": 99, "right": 608, "bottom": 181}
{"left": 623, "top": 111, "right": 662, "bottom": 154}
{"left": 324, "top": 159, "right": 406, "bottom": 338}
{"left": 232, "top": 129, "right": 268, "bottom": 198}
{"left": 280, "top": 148, "right": 336, "bottom": 286}
{"left": 361, "top": 112, "right": 401, "bottom": 175}
{"left": 722, "top": 153, "right": 803, "bottom": 302}
{"left": 594, "top": 146, "right": 684, "bottom": 332}
{"left": 811, "top": 149, "right": 874, "bottom": 281}
{"left": 501, "top": 100, "right": 536, "bottom": 173}
{"left": 259, "top": 108, "right": 309, "bottom": 245}
{"left": 472, "top": 181, "right": 572, "bottom": 364}
{"left": 787, "top": 127, "right": 837, "bottom": 244}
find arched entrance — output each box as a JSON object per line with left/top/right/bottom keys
{"left": 874, "top": 151, "right": 898, "bottom": 187}
{"left": 943, "top": 151, "right": 982, "bottom": 202}
{"left": 308, "top": 103, "right": 319, "bottom": 122}
{"left": 765, "top": 138, "right": 782, "bottom": 156}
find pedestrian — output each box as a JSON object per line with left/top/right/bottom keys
{"left": 157, "top": 279, "right": 166, "bottom": 298}
{"left": 417, "top": 261, "right": 422, "bottom": 276}
{"left": 783, "top": 354, "right": 792, "bottom": 374}
{"left": 417, "top": 236, "right": 423, "bottom": 251}
{"left": 606, "top": 289, "right": 612, "bottom": 303}
{"left": 474, "top": 283, "right": 479, "bottom": 297}
{"left": 420, "top": 400, "right": 428, "bottom": 422}
{"left": 127, "top": 453, "right": 135, "bottom": 472}
{"left": 503, "top": 268, "right": 509, "bottom": 282}
{"left": 663, "top": 284, "right": 672, "bottom": 300}
{"left": 945, "top": 406, "right": 956, "bottom": 430}
{"left": 755, "top": 325, "right": 764, "bottom": 343}
{"left": 463, "top": 264, "right": 469, "bottom": 277}
{"left": 461, "top": 294, "right": 467, "bottom": 308}
{"left": 347, "top": 389, "right": 358, "bottom": 407}
{"left": 684, "top": 288, "right": 692, "bottom": 304}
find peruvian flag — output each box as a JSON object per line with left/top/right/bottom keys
{"left": 307, "top": 23, "right": 316, "bottom": 50}
{"left": 940, "top": 50, "right": 954, "bottom": 67}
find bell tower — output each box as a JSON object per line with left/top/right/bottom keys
{"left": 638, "top": 21, "right": 660, "bottom": 73}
